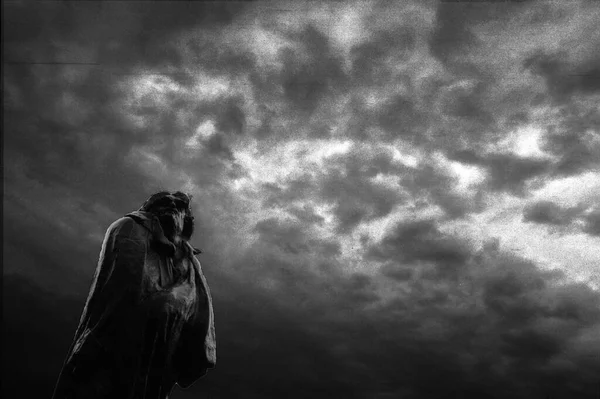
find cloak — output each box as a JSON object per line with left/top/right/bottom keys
{"left": 52, "top": 211, "right": 216, "bottom": 399}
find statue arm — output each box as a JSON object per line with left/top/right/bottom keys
{"left": 52, "top": 217, "right": 148, "bottom": 398}
{"left": 73, "top": 217, "right": 148, "bottom": 345}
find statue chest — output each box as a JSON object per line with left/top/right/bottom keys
{"left": 141, "top": 249, "right": 197, "bottom": 310}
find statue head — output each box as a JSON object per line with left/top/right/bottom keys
{"left": 140, "top": 191, "right": 195, "bottom": 242}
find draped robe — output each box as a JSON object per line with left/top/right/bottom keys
{"left": 52, "top": 211, "right": 216, "bottom": 399}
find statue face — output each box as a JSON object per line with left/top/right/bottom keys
{"left": 142, "top": 192, "right": 195, "bottom": 241}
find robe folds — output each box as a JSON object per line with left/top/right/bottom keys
{"left": 52, "top": 211, "right": 216, "bottom": 399}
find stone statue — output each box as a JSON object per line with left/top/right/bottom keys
{"left": 52, "top": 191, "right": 216, "bottom": 399}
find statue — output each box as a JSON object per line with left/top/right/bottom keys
{"left": 52, "top": 191, "right": 216, "bottom": 399}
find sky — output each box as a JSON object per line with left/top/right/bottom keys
{"left": 3, "top": 0, "right": 600, "bottom": 398}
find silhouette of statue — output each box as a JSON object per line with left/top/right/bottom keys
{"left": 52, "top": 191, "right": 216, "bottom": 399}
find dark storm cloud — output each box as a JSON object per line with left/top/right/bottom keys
{"left": 204, "top": 133, "right": 236, "bottom": 162}
{"left": 426, "top": 0, "right": 600, "bottom": 185}
{"left": 254, "top": 217, "right": 340, "bottom": 258}
{"left": 365, "top": 218, "right": 473, "bottom": 279}
{"left": 244, "top": 24, "right": 350, "bottom": 145}
{"left": 541, "top": 100, "right": 600, "bottom": 176}
{"left": 553, "top": 142, "right": 600, "bottom": 177}
{"left": 430, "top": 0, "right": 527, "bottom": 64}
{"left": 345, "top": 25, "right": 430, "bottom": 144}
{"left": 260, "top": 177, "right": 315, "bottom": 209}
{"left": 362, "top": 220, "right": 600, "bottom": 398}
{"left": 437, "top": 81, "right": 493, "bottom": 124}
{"left": 4, "top": 1, "right": 245, "bottom": 68}
{"left": 259, "top": 145, "right": 484, "bottom": 235}
{"left": 468, "top": 255, "right": 600, "bottom": 398}
{"left": 401, "top": 161, "right": 483, "bottom": 219}
{"left": 582, "top": 208, "right": 600, "bottom": 237}
{"left": 215, "top": 96, "right": 247, "bottom": 136}
{"left": 279, "top": 25, "right": 348, "bottom": 116}
{"left": 375, "top": 94, "right": 430, "bottom": 143}
{"left": 287, "top": 204, "right": 326, "bottom": 225}
{"left": 3, "top": 0, "right": 254, "bottom": 208}
{"left": 198, "top": 269, "right": 380, "bottom": 399}
{"left": 428, "top": 85, "right": 504, "bottom": 157}
{"left": 258, "top": 147, "right": 408, "bottom": 234}
{"left": 524, "top": 51, "right": 600, "bottom": 101}
{"left": 253, "top": 144, "right": 405, "bottom": 233}
{"left": 379, "top": 261, "right": 414, "bottom": 282}
{"left": 429, "top": 2, "right": 480, "bottom": 63}
{"left": 186, "top": 37, "right": 258, "bottom": 79}
{"left": 350, "top": 26, "right": 416, "bottom": 85}
{"left": 450, "top": 149, "right": 553, "bottom": 196}
{"left": 232, "top": 210, "right": 382, "bottom": 318}
{"left": 523, "top": 201, "right": 600, "bottom": 237}
{"left": 3, "top": 2, "right": 238, "bottom": 206}
{"left": 318, "top": 168, "right": 402, "bottom": 233}
{"left": 522, "top": 200, "right": 583, "bottom": 226}
{"left": 201, "top": 236, "right": 383, "bottom": 397}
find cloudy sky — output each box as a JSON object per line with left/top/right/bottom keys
{"left": 3, "top": 1, "right": 600, "bottom": 398}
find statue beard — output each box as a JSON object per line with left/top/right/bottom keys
{"left": 156, "top": 209, "right": 189, "bottom": 244}
{"left": 181, "top": 215, "right": 194, "bottom": 241}
{"left": 154, "top": 208, "right": 195, "bottom": 243}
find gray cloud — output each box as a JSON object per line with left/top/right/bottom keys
{"left": 523, "top": 201, "right": 600, "bottom": 237}
{"left": 451, "top": 150, "right": 553, "bottom": 196}
{"left": 280, "top": 26, "right": 348, "bottom": 116}
{"left": 524, "top": 51, "right": 600, "bottom": 101}
{"left": 365, "top": 219, "right": 473, "bottom": 278}
{"left": 318, "top": 168, "right": 403, "bottom": 233}
{"left": 542, "top": 100, "right": 600, "bottom": 176}
{"left": 254, "top": 217, "right": 340, "bottom": 257}
{"left": 522, "top": 200, "right": 583, "bottom": 226}
{"left": 351, "top": 26, "right": 416, "bottom": 84}
{"left": 375, "top": 94, "right": 430, "bottom": 143}
{"left": 401, "top": 162, "right": 484, "bottom": 219}
{"left": 257, "top": 147, "right": 408, "bottom": 234}
{"left": 363, "top": 220, "right": 600, "bottom": 398}
{"left": 287, "top": 204, "right": 326, "bottom": 225}
{"left": 582, "top": 208, "right": 600, "bottom": 237}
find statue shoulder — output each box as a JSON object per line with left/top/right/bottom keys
{"left": 104, "top": 216, "right": 149, "bottom": 241}
{"left": 108, "top": 216, "right": 137, "bottom": 232}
